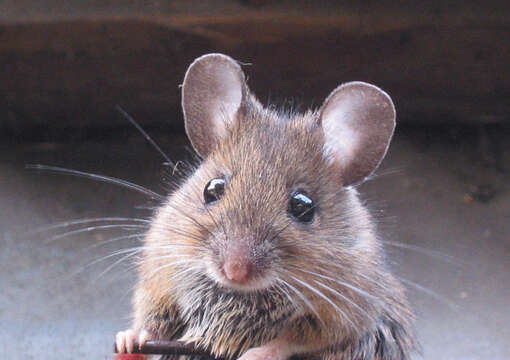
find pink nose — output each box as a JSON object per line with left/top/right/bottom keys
{"left": 223, "top": 259, "right": 252, "bottom": 283}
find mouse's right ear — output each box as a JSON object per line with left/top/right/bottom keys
{"left": 319, "top": 82, "right": 396, "bottom": 186}
{"left": 182, "top": 53, "right": 247, "bottom": 158}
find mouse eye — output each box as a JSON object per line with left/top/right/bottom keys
{"left": 288, "top": 191, "right": 315, "bottom": 223}
{"left": 204, "top": 178, "right": 226, "bottom": 204}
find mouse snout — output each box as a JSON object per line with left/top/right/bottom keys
{"left": 222, "top": 245, "right": 254, "bottom": 284}
{"left": 223, "top": 258, "right": 252, "bottom": 283}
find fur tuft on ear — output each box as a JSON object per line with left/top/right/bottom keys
{"left": 319, "top": 81, "right": 396, "bottom": 186}
{"left": 182, "top": 53, "right": 247, "bottom": 157}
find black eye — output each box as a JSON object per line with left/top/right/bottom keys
{"left": 204, "top": 178, "right": 226, "bottom": 204}
{"left": 288, "top": 191, "right": 315, "bottom": 223}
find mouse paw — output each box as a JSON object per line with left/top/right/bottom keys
{"left": 116, "top": 329, "right": 152, "bottom": 354}
{"left": 238, "top": 344, "right": 289, "bottom": 360}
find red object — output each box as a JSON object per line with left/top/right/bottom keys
{"left": 115, "top": 354, "right": 147, "bottom": 360}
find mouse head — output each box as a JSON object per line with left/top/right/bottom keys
{"left": 155, "top": 54, "right": 395, "bottom": 294}
{"left": 182, "top": 54, "right": 395, "bottom": 185}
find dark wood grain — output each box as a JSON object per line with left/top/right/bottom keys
{"left": 1, "top": 0, "right": 509, "bottom": 138}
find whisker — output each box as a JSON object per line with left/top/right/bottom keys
{"left": 309, "top": 278, "right": 376, "bottom": 322}
{"left": 147, "top": 244, "right": 204, "bottom": 251}
{"left": 145, "top": 260, "right": 202, "bottom": 283}
{"left": 26, "top": 164, "right": 165, "bottom": 201}
{"left": 273, "top": 282, "right": 297, "bottom": 310}
{"left": 141, "top": 254, "right": 196, "bottom": 264}
{"left": 293, "top": 267, "right": 383, "bottom": 305}
{"left": 362, "top": 167, "right": 404, "bottom": 184}
{"left": 287, "top": 273, "right": 359, "bottom": 334}
{"left": 149, "top": 196, "right": 217, "bottom": 241}
{"left": 44, "top": 224, "right": 148, "bottom": 243}
{"left": 381, "top": 240, "right": 463, "bottom": 266}
{"left": 148, "top": 224, "right": 210, "bottom": 243}
{"left": 84, "top": 244, "right": 193, "bottom": 270}
{"left": 316, "top": 261, "right": 458, "bottom": 310}
{"left": 26, "top": 217, "right": 151, "bottom": 235}
{"left": 116, "top": 105, "right": 174, "bottom": 166}
{"left": 93, "top": 249, "right": 144, "bottom": 282}
{"left": 128, "top": 247, "right": 205, "bottom": 269}
{"left": 276, "top": 277, "right": 326, "bottom": 328}
{"left": 81, "top": 233, "right": 146, "bottom": 252}
{"left": 134, "top": 205, "right": 160, "bottom": 211}
{"left": 82, "top": 244, "right": 199, "bottom": 280}
{"left": 85, "top": 246, "right": 150, "bottom": 267}
{"left": 67, "top": 247, "right": 146, "bottom": 280}
{"left": 397, "top": 276, "right": 459, "bottom": 311}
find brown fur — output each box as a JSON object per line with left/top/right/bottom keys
{"left": 131, "top": 56, "right": 418, "bottom": 360}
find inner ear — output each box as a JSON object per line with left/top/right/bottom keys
{"left": 182, "top": 53, "right": 246, "bottom": 157}
{"left": 320, "top": 81, "right": 396, "bottom": 186}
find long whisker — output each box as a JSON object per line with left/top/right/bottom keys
{"left": 316, "top": 260, "right": 458, "bottom": 310}
{"left": 26, "top": 164, "right": 165, "bottom": 201}
{"left": 273, "top": 282, "right": 298, "bottom": 310}
{"left": 381, "top": 240, "right": 463, "bottom": 266}
{"left": 116, "top": 105, "right": 174, "bottom": 166}
{"left": 287, "top": 273, "right": 359, "bottom": 334}
{"left": 147, "top": 260, "right": 200, "bottom": 279}
{"left": 150, "top": 194, "right": 216, "bottom": 241}
{"left": 93, "top": 250, "right": 144, "bottom": 282}
{"left": 84, "top": 244, "right": 195, "bottom": 270}
{"left": 293, "top": 267, "right": 383, "bottom": 305}
{"left": 143, "top": 261, "right": 203, "bottom": 287}
{"left": 397, "top": 276, "right": 458, "bottom": 311}
{"left": 170, "top": 264, "right": 203, "bottom": 280}
{"left": 149, "top": 223, "right": 210, "bottom": 243}
{"left": 67, "top": 247, "right": 146, "bottom": 280}
{"left": 81, "top": 233, "right": 146, "bottom": 252}
{"left": 296, "top": 274, "right": 374, "bottom": 320}
{"left": 309, "top": 278, "right": 377, "bottom": 322}
{"left": 148, "top": 227, "right": 199, "bottom": 242}
{"left": 276, "top": 278, "right": 326, "bottom": 328}
{"left": 44, "top": 224, "right": 148, "bottom": 243}
{"left": 134, "top": 205, "right": 160, "bottom": 211}
{"left": 141, "top": 254, "right": 197, "bottom": 264}
{"left": 25, "top": 217, "right": 151, "bottom": 235}
{"left": 127, "top": 250, "right": 202, "bottom": 271}
{"left": 85, "top": 246, "right": 150, "bottom": 267}
{"left": 79, "top": 244, "right": 199, "bottom": 280}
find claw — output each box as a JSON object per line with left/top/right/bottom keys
{"left": 116, "top": 331, "right": 126, "bottom": 353}
{"left": 125, "top": 329, "right": 137, "bottom": 353}
{"left": 138, "top": 329, "right": 151, "bottom": 349}
{"left": 115, "top": 328, "right": 152, "bottom": 354}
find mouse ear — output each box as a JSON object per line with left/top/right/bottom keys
{"left": 182, "top": 53, "right": 246, "bottom": 157}
{"left": 319, "top": 81, "right": 396, "bottom": 186}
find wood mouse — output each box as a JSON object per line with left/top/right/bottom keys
{"left": 115, "top": 53, "right": 418, "bottom": 360}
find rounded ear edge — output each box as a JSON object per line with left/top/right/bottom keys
{"left": 319, "top": 81, "right": 396, "bottom": 186}
{"left": 181, "top": 53, "right": 246, "bottom": 158}
{"left": 320, "top": 81, "right": 396, "bottom": 131}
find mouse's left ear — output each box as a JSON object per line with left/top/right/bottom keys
{"left": 319, "top": 81, "right": 396, "bottom": 186}
{"left": 182, "top": 53, "right": 247, "bottom": 158}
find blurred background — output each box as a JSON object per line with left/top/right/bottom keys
{"left": 1, "top": 1, "right": 509, "bottom": 359}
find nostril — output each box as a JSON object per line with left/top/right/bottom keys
{"left": 223, "top": 259, "right": 252, "bottom": 283}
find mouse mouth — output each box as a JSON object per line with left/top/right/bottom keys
{"left": 205, "top": 234, "right": 276, "bottom": 292}
{"left": 205, "top": 262, "right": 276, "bottom": 292}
